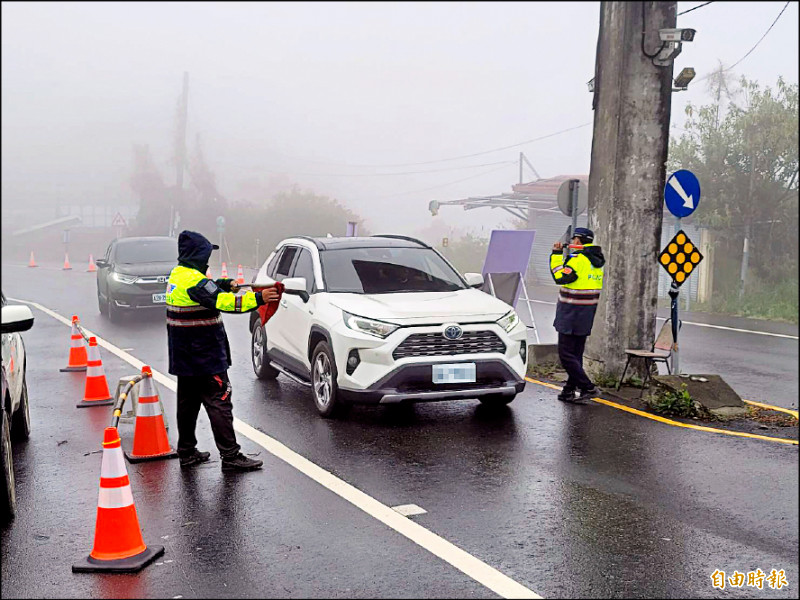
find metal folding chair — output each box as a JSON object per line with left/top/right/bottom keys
{"left": 616, "top": 318, "right": 679, "bottom": 397}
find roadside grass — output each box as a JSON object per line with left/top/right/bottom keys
{"left": 659, "top": 278, "right": 799, "bottom": 324}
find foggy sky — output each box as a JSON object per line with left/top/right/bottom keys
{"left": 2, "top": 1, "right": 798, "bottom": 237}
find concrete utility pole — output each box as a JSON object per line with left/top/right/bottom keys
{"left": 586, "top": 2, "right": 677, "bottom": 377}
{"left": 172, "top": 71, "right": 189, "bottom": 236}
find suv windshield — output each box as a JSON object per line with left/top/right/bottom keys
{"left": 115, "top": 239, "right": 177, "bottom": 264}
{"left": 320, "top": 247, "right": 466, "bottom": 294}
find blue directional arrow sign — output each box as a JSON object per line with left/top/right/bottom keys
{"left": 664, "top": 170, "right": 701, "bottom": 218}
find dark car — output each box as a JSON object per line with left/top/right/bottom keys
{"left": 96, "top": 236, "right": 178, "bottom": 322}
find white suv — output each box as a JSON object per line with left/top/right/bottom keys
{"left": 249, "top": 236, "right": 527, "bottom": 418}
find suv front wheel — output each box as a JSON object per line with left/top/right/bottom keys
{"left": 251, "top": 324, "right": 279, "bottom": 380}
{"left": 311, "top": 341, "right": 346, "bottom": 418}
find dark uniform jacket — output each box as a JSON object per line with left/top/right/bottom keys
{"left": 550, "top": 244, "right": 605, "bottom": 336}
{"left": 166, "top": 231, "right": 265, "bottom": 376}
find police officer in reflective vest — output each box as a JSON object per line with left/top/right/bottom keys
{"left": 550, "top": 227, "right": 605, "bottom": 403}
{"left": 166, "top": 230, "right": 280, "bottom": 471}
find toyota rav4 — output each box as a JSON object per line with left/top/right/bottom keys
{"left": 249, "top": 235, "right": 527, "bottom": 417}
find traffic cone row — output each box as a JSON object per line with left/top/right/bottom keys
{"left": 236, "top": 264, "right": 245, "bottom": 285}
{"left": 124, "top": 366, "right": 177, "bottom": 463}
{"left": 77, "top": 338, "right": 114, "bottom": 408}
{"left": 61, "top": 321, "right": 172, "bottom": 574}
{"left": 61, "top": 316, "right": 89, "bottom": 372}
{"left": 72, "top": 426, "right": 164, "bottom": 573}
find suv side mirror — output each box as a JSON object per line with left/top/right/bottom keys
{"left": 282, "top": 277, "right": 309, "bottom": 303}
{"left": 95, "top": 258, "right": 108, "bottom": 268}
{"left": 1, "top": 305, "right": 35, "bottom": 334}
{"left": 464, "top": 273, "right": 484, "bottom": 288}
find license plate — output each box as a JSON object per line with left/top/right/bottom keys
{"left": 152, "top": 293, "right": 166, "bottom": 303}
{"left": 432, "top": 363, "right": 476, "bottom": 384}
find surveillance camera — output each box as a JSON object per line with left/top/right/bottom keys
{"left": 659, "top": 28, "right": 696, "bottom": 43}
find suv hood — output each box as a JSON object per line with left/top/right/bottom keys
{"left": 329, "top": 289, "right": 512, "bottom": 325}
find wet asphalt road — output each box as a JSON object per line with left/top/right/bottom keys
{"left": 1, "top": 263, "right": 798, "bottom": 599}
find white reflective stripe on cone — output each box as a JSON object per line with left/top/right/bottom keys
{"left": 71, "top": 337, "right": 85, "bottom": 347}
{"left": 100, "top": 446, "right": 129, "bottom": 479}
{"left": 86, "top": 365, "right": 105, "bottom": 378}
{"left": 136, "top": 401, "right": 162, "bottom": 417}
{"left": 97, "top": 485, "right": 135, "bottom": 509}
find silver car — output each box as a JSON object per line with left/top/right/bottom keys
{"left": 1, "top": 292, "right": 35, "bottom": 521}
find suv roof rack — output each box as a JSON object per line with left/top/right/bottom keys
{"left": 371, "top": 234, "right": 429, "bottom": 248}
{"left": 292, "top": 235, "right": 325, "bottom": 250}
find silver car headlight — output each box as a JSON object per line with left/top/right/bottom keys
{"left": 497, "top": 310, "right": 520, "bottom": 333}
{"left": 111, "top": 272, "right": 138, "bottom": 284}
{"left": 342, "top": 311, "right": 399, "bottom": 339}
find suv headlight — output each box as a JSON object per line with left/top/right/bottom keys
{"left": 342, "top": 311, "right": 399, "bottom": 338}
{"left": 111, "top": 272, "right": 138, "bottom": 284}
{"left": 497, "top": 310, "right": 520, "bottom": 332}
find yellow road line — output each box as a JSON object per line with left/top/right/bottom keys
{"left": 525, "top": 377, "right": 798, "bottom": 446}
{"left": 741, "top": 399, "right": 798, "bottom": 420}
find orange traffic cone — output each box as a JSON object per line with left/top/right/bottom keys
{"left": 206, "top": 267, "right": 212, "bottom": 279}
{"left": 123, "top": 366, "right": 178, "bottom": 463}
{"left": 87, "top": 254, "right": 97, "bottom": 272}
{"left": 236, "top": 264, "right": 245, "bottom": 285}
{"left": 221, "top": 262, "right": 228, "bottom": 278}
{"left": 72, "top": 426, "right": 164, "bottom": 573}
{"left": 61, "top": 315, "right": 88, "bottom": 372}
{"left": 28, "top": 251, "right": 38, "bottom": 267}
{"left": 63, "top": 253, "right": 72, "bottom": 270}
{"left": 77, "top": 337, "right": 114, "bottom": 407}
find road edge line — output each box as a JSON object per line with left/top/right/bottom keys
{"left": 525, "top": 377, "right": 798, "bottom": 446}
{"left": 12, "top": 297, "right": 543, "bottom": 600}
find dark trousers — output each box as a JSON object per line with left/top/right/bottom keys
{"left": 177, "top": 372, "right": 241, "bottom": 460}
{"left": 558, "top": 333, "right": 594, "bottom": 392}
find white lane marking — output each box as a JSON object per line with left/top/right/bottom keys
{"left": 14, "top": 297, "right": 542, "bottom": 600}
{"left": 527, "top": 299, "right": 798, "bottom": 339}
{"left": 392, "top": 504, "right": 428, "bottom": 517}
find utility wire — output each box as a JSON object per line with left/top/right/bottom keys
{"left": 371, "top": 162, "right": 516, "bottom": 200}
{"left": 696, "top": 1, "right": 791, "bottom": 83}
{"left": 265, "top": 159, "right": 516, "bottom": 178}
{"left": 677, "top": 1, "right": 714, "bottom": 17}
{"left": 297, "top": 122, "right": 592, "bottom": 169}
{"left": 726, "top": 1, "right": 790, "bottom": 71}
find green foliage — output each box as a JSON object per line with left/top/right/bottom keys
{"left": 593, "top": 371, "right": 619, "bottom": 388}
{"left": 647, "top": 383, "right": 698, "bottom": 418}
{"left": 438, "top": 233, "right": 489, "bottom": 274}
{"left": 687, "top": 277, "right": 798, "bottom": 324}
{"left": 224, "top": 186, "right": 369, "bottom": 266}
{"left": 628, "top": 375, "right": 644, "bottom": 389}
{"left": 668, "top": 77, "right": 799, "bottom": 287}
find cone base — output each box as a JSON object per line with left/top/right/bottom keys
{"left": 76, "top": 398, "right": 114, "bottom": 408}
{"left": 72, "top": 545, "right": 164, "bottom": 573}
{"left": 60, "top": 366, "right": 88, "bottom": 372}
{"left": 123, "top": 444, "right": 179, "bottom": 463}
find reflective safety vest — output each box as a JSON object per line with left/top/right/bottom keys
{"left": 165, "top": 265, "right": 261, "bottom": 376}
{"left": 549, "top": 244, "right": 605, "bottom": 336}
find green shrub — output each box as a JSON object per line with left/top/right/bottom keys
{"left": 647, "top": 383, "right": 698, "bottom": 418}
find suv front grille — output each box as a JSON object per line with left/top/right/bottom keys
{"left": 393, "top": 331, "right": 506, "bottom": 360}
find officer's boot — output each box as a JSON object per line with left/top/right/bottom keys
{"left": 222, "top": 452, "right": 263, "bottom": 472}
{"left": 557, "top": 387, "right": 577, "bottom": 403}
